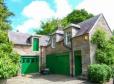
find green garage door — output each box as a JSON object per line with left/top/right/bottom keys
{"left": 46, "top": 52, "right": 70, "bottom": 76}
{"left": 21, "top": 56, "right": 39, "bottom": 74}
{"left": 74, "top": 50, "right": 82, "bottom": 77}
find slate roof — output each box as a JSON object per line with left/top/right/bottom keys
{"left": 75, "top": 14, "right": 101, "bottom": 36}
{"left": 8, "top": 31, "right": 49, "bottom": 46}
{"left": 8, "top": 31, "right": 31, "bottom": 45}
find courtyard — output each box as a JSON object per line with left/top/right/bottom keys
{"left": 6, "top": 74, "right": 92, "bottom": 84}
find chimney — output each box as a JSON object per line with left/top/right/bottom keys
{"left": 16, "top": 30, "right": 19, "bottom": 32}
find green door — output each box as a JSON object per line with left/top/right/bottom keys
{"left": 21, "top": 56, "right": 39, "bottom": 74}
{"left": 46, "top": 52, "right": 70, "bottom": 76}
{"left": 74, "top": 50, "right": 82, "bottom": 77}
{"left": 33, "top": 38, "right": 39, "bottom": 51}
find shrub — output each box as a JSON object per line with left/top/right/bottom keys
{"left": 91, "top": 29, "right": 107, "bottom": 49}
{"left": 88, "top": 64, "right": 112, "bottom": 84}
{"left": 91, "top": 29, "right": 114, "bottom": 66}
{"left": 0, "top": 55, "right": 19, "bottom": 78}
{"left": 0, "top": 0, "right": 20, "bottom": 79}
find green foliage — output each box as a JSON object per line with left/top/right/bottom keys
{"left": 91, "top": 29, "right": 107, "bottom": 49}
{"left": 36, "top": 19, "right": 58, "bottom": 35}
{"left": 0, "top": 31, "right": 9, "bottom": 43}
{"left": 95, "top": 49, "right": 107, "bottom": 64}
{"left": 36, "top": 9, "right": 94, "bottom": 35}
{"left": 0, "top": 54, "right": 19, "bottom": 78}
{"left": 109, "top": 36, "right": 114, "bottom": 44}
{"left": 90, "top": 29, "right": 114, "bottom": 83}
{"left": 0, "top": 0, "right": 19, "bottom": 79}
{"left": 88, "top": 64, "right": 112, "bottom": 84}
{"left": 65, "top": 9, "right": 93, "bottom": 24}
{"left": 91, "top": 29, "right": 114, "bottom": 66}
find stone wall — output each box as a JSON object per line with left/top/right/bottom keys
{"left": 89, "top": 15, "right": 112, "bottom": 64}
{"left": 46, "top": 33, "right": 91, "bottom": 76}
{"left": 72, "top": 34, "right": 90, "bottom": 75}
{"left": 13, "top": 44, "right": 40, "bottom": 56}
{"left": 46, "top": 41, "right": 68, "bottom": 55}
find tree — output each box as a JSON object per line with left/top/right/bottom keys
{"left": 0, "top": 0, "right": 19, "bottom": 79}
{"left": 36, "top": 9, "right": 94, "bottom": 35}
{"left": 64, "top": 9, "right": 93, "bottom": 24}
{"left": 91, "top": 29, "right": 114, "bottom": 66}
{"left": 36, "top": 19, "right": 58, "bottom": 35}
{"left": 89, "top": 29, "right": 114, "bottom": 83}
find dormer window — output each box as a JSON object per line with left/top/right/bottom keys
{"left": 33, "top": 37, "right": 39, "bottom": 51}
{"left": 64, "top": 32, "right": 72, "bottom": 45}
{"left": 51, "top": 36, "right": 56, "bottom": 48}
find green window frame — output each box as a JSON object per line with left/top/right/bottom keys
{"left": 33, "top": 38, "right": 39, "bottom": 51}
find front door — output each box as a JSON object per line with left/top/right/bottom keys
{"left": 74, "top": 50, "right": 82, "bottom": 77}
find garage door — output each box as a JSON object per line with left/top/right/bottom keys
{"left": 46, "top": 52, "right": 70, "bottom": 76}
{"left": 74, "top": 50, "right": 82, "bottom": 77}
{"left": 21, "top": 56, "right": 39, "bottom": 74}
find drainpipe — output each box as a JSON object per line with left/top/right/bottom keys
{"left": 40, "top": 46, "right": 43, "bottom": 66}
{"left": 70, "top": 38, "right": 74, "bottom": 77}
{"left": 63, "top": 38, "right": 74, "bottom": 77}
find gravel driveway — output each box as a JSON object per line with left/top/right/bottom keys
{"left": 6, "top": 74, "right": 91, "bottom": 84}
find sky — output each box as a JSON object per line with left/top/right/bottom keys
{"left": 5, "top": 0, "right": 114, "bottom": 34}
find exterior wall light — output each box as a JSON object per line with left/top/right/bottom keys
{"left": 84, "top": 35, "right": 88, "bottom": 40}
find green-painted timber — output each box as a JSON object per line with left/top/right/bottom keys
{"left": 46, "top": 52, "right": 70, "bottom": 76}
{"left": 74, "top": 50, "right": 82, "bottom": 77}
{"left": 33, "top": 38, "right": 39, "bottom": 51}
{"left": 21, "top": 56, "right": 39, "bottom": 74}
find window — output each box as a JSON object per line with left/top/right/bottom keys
{"left": 64, "top": 32, "right": 71, "bottom": 45}
{"left": 33, "top": 38, "right": 39, "bottom": 51}
{"left": 51, "top": 36, "right": 56, "bottom": 48}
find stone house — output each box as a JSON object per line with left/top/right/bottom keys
{"left": 46, "top": 14, "right": 112, "bottom": 77}
{"left": 8, "top": 31, "right": 49, "bottom": 75}
{"left": 7, "top": 14, "right": 112, "bottom": 77}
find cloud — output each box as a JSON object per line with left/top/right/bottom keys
{"left": 16, "top": 1, "right": 54, "bottom": 33}
{"left": 55, "top": 0, "right": 72, "bottom": 18}
{"left": 76, "top": 0, "right": 114, "bottom": 30}
{"left": 15, "top": 0, "right": 72, "bottom": 33}
{"left": 16, "top": 19, "right": 41, "bottom": 32}
{"left": 23, "top": 1, "right": 55, "bottom": 20}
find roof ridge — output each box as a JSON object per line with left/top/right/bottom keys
{"left": 75, "top": 14, "right": 102, "bottom": 36}
{"left": 78, "top": 13, "right": 102, "bottom": 25}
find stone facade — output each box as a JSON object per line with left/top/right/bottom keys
{"left": 46, "top": 14, "right": 112, "bottom": 76}
{"left": 13, "top": 44, "right": 40, "bottom": 56}
{"left": 46, "top": 41, "right": 68, "bottom": 55}
{"left": 72, "top": 34, "right": 90, "bottom": 75}
{"left": 46, "top": 33, "right": 90, "bottom": 76}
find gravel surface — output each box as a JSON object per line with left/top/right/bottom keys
{"left": 6, "top": 74, "right": 92, "bottom": 84}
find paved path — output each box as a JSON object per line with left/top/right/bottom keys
{"left": 6, "top": 75, "right": 91, "bottom": 84}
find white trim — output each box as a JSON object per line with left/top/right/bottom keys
{"left": 51, "top": 36, "right": 56, "bottom": 48}
{"left": 64, "top": 32, "right": 71, "bottom": 45}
